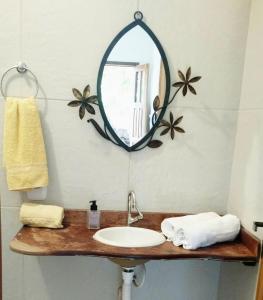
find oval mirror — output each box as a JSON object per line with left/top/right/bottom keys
{"left": 97, "top": 14, "right": 170, "bottom": 151}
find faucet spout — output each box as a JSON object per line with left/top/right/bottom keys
{"left": 127, "top": 191, "right": 143, "bottom": 226}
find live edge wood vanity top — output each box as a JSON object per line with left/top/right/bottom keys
{"left": 10, "top": 210, "right": 260, "bottom": 263}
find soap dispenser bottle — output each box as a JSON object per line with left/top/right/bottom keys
{"left": 88, "top": 200, "right": 101, "bottom": 229}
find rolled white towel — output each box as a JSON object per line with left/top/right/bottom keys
{"left": 181, "top": 214, "right": 240, "bottom": 250}
{"left": 161, "top": 212, "right": 220, "bottom": 245}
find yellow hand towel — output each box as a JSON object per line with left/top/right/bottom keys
{"left": 3, "top": 97, "right": 48, "bottom": 191}
{"left": 20, "top": 203, "right": 64, "bottom": 228}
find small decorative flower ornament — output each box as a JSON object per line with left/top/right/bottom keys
{"left": 172, "top": 67, "right": 201, "bottom": 96}
{"left": 67, "top": 85, "right": 98, "bottom": 119}
{"left": 159, "top": 113, "right": 185, "bottom": 140}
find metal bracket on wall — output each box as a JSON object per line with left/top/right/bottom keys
{"left": 243, "top": 261, "right": 257, "bottom": 267}
{"left": 253, "top": 222, "right": 263, "bottom": 232}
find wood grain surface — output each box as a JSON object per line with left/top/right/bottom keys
{"left": 256, "top": 247, "right": 263, "bottom": 300}
{"left": 10, "top": 210, "right": 260, "bottom": 262}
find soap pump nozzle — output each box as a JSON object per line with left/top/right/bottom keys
{"left": 89, "top": 200, "right": 98, "bottom": 211}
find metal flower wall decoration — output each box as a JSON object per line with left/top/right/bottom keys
{"left": 147, "top": 67, "right": 201, "bottom": 148}
{"left": 68, "top": 85, "right": 97, "bottom": 119}
{"left": 67, "top": 67, "right": 201, "bottom": 150}
{"left": 159, "top": 114, "right": 184, "bottom": 140}
{"left": 67, "top": 85, "right": 111, "bottom": 141}
{"left": 173, "top": 67, "right": 201, "bottom": 96}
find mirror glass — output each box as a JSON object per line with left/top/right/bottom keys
{"left": 99, "top": 24, "right": 169, "bottom": 148}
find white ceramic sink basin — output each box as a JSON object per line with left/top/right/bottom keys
{"left": 93, "top": 226, "right": 166, "bottom": 248}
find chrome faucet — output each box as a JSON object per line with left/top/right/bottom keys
{"left": 127, "top": 191, "right": 143, "bottom": 226}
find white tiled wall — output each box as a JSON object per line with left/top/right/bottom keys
{"left": 218, "top": 1, "right": 263, "bottom": 299}
{"left": 228, "top": 0, "right": 263, "bottom": 239}
{"left": 0, "top": 0, "right": 252, "bottom": 299}
{"left": 129, "top": 107, "right": 238, "bottom": 213}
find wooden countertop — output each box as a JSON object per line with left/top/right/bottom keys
{"left": 10, "top": 210, "right": 260, "bottom": 262}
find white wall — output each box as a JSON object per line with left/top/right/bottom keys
{"left": 218, "top": 0, "right": 263, "bottom": 299}
{"left": 0, "top": 0, "right": 251, "bottom": 299}
{"left": 228, "top": 0, "right": 263, "bottom": 240}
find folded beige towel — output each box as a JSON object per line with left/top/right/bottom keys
{"left": 20, "top": 203, "right": 64, "bottom": 228}
{"left": 3, "top": 97, "right": 48, "bottom": 191}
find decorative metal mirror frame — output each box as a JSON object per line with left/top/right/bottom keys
{"left": 97, "top": 12, "right": 170, "bottom": 152}
{"left": 67, "top": 11, "right": 202, "bottom": 152}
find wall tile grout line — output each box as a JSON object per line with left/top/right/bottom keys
{"left": 1, "top": 206, "right": 21, "bottom": 209}
{"left": 22, "top": 255, "right": 25, "bottom": 300}
{"left": 1, "top": 96, "right": 260, "bottom": 112}
{"left": 19, "top": 0, "right": 23, "bottom": 63}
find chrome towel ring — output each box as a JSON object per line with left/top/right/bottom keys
{"left": 0, "top": 62, "right": 39, "bottom": 98}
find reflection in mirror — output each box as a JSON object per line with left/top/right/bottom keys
{"left": 101, "top": 26, "right": 167, "bottom": 147}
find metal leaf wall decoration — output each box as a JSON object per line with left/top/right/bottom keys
{"left": 67, "top": 67, "right": 202, "bottom": 151}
